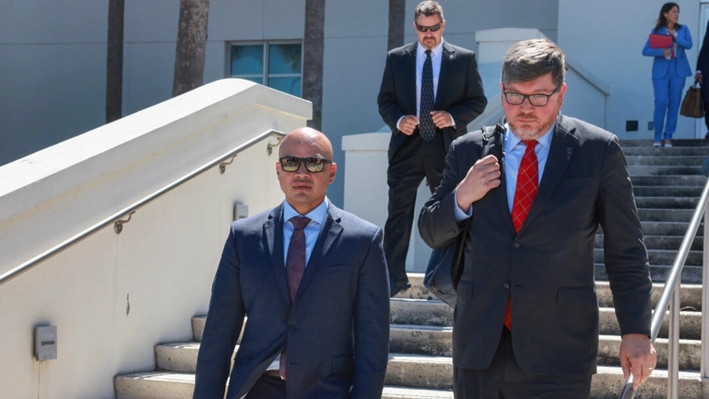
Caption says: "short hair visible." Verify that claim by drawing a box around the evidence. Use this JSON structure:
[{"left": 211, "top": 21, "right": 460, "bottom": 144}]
[
  {"left": 501, "top": 39, "right": 566, "bottom": 88},
  {"left": 414, "top": 1, "right": 444, "bottom": 22}
]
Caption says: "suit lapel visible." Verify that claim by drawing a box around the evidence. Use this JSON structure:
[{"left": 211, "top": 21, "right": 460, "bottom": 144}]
[
  {"left": 403, "top": 43, "right": 418, "bottom": 115},
  {"left": 435, "top": 42, "right": 456, "bottom": 109},
  {"left": 295, "top": 204, "right": 344, "bottom": 301},
  {"left": 264, "top": 205, "right": 291, "bottom": 306},
  {"left": 518, "top": 117, "right": 578, "bottom": 233}
]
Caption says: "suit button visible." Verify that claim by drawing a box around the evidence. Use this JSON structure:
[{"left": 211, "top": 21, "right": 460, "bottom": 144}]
[
  {"left": 504, "top": 283, "right": 510, "bottom": 289},
  {"left": 288, "top": 325, "right": 296, "bottom": 332},
  {"left": 513, "top": 242, "right": 520, "bottom": 249}
]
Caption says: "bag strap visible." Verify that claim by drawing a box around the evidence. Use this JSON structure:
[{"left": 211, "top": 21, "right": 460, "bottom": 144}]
[{"left": 451, "top": 123, "right": 505, "bottom": 288}]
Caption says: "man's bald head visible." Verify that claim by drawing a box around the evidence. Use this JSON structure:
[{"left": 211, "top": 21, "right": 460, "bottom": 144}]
[
  {"left": 276, "top": 127, "right": 337, "bottom": 215},
  {"left": 279, "top": 127, "right": 334, "bottom": 161}
]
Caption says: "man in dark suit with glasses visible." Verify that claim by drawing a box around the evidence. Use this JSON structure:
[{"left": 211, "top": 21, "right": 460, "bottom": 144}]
[{"left": 377, "top": 0, "right": 487, "bottom": 297}]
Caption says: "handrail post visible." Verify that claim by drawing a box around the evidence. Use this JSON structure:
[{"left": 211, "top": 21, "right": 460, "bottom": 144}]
[
  {"left": 667, "top": 285, "right": 680, "bottom": 399},
  {"left": 702, "top": 205, "right": 709, "bottom": 385}
]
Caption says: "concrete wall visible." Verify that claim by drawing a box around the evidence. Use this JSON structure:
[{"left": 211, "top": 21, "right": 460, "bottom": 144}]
[
  {"left": 0, "top": 0, "right": 108, "bottom": 167},
  {"left": 1, "top": 0, "right": 559, "bottom": 208},
  {"left": 0, "top": 79, "right": 310, "bottom": 398},
  {"left": 558, "top": 0, "right": 702, "bottom": 139},
  {"left": 342, "top": 133, "right": 433, "bottom": 272}
]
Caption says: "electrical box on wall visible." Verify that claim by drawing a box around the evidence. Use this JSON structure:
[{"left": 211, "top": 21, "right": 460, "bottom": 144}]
[
  {"left": 233, "top": 204, "right": 249, "bottom": 221},
  {"left": 625, "top": 120, "right": 638, "bottom": 132},
  {"left": 34, "top": 326, "right": 57, "bottom": 361}
]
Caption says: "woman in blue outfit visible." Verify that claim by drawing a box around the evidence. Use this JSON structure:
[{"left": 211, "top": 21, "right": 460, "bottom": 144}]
[{"left": 642, "top": 2, "right": 692, "bottom": 148}]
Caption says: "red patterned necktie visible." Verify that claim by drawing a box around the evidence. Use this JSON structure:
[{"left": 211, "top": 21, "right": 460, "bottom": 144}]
[
  {"left": 279, "top": 216, "right": 311, "bottom": 379},
  {"left": 505, "top": 140, "right": 538, "bottom": 330}
]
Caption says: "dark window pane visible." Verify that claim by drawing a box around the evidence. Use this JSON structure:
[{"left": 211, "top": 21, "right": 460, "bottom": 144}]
[
  {"left": 269, "top": 44, "right": 301, "bottom": 74},
  {"left": 231, "top": 45, "right": 263, "bottom": 75},
  {"left": 269, "top": 77, "right": 301, "bottom": 97}
]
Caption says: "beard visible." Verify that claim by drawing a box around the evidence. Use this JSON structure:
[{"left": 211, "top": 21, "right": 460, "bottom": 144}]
[{"left": 508, "top": 111, "right": 558, "bottom": 141}]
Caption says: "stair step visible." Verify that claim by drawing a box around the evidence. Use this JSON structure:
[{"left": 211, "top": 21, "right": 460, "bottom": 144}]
[
  {"left": 596, "top": 264, "right": 703, "bottom": 284},
  {"left": 115, "top": 372, "right": 194, "bottom": 399},
  {"left": 385, "top": 355, "right": 704, "bottom": 398},
  {"left": 595, "top": 234, "right": 703, "bottom": 250},
  {"left": 114, "top": 368, "right": 706, "bottom": 399},
  {"left": 626, "top": 155, "right": 706, "bottom": 166},
  {"left": 631, "top": 175, "right": 706, "bottom": 186},
  {"left": 620, "top": 139, "right": 709, "bottom": 148},
  {"left": 113, "top": 372, "right": 456, "bottom": 399},
  {"left": 394, "top": 274, "right": 703, "bottom": 311},
  {"left": 635, "top": 197, "right": 700, "bottom": 209},
  {"left": 594, "top": 248, "right": 703, "bottom": 266},
  {"left": 628, "top": 166, "right": 705, "bottom": 176},
  {"left": 389, "top": 299, "right": 703, "bottom": 339},
  {"left": 637, "top": 208, "right": 696, "bottom": 222},
  {"left": 634, "top": 186, "right": 704, "bottom": 197},
  {"left": 623, "top": 147, "right": 709, "bottom": 156},
  {"left": 640, "top": 221, "right": 695, "bottom": 236},
  {"left": 390, "top": 325, "right": 701, "bottom": 370}
]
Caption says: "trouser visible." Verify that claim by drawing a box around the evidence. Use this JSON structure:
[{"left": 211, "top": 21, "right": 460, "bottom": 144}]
[
  {"left": 453, "top": 328, "right": 592, "bottom": 399},
  {"left": 244, "top": 373, "right": 287, "bottom": 399},
  {"left": 702, "top": 75, "right": 709, "bottom": 132},
  {"left": 652, "top": 72, "right": 686, "bottom": 142},
  {"left": 384, "top": 131, "right": 446, "bottom": 281}
]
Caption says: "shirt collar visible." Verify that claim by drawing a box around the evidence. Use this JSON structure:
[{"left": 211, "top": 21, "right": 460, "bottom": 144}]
[
  {"left": 417, "top": 40, "right": 444, "bottom": 59},
  {"left": 504, "top": 121, "right": 556, "bottom": 152},
  {"left": 282, "top": 197, "right": 329, "bottom": 225}
]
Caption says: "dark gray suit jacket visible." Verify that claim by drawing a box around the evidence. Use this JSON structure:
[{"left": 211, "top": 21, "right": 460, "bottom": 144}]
[
  {"left": 193, "top": 202, "right": 390, "bottom": 398},
  {"left": 377, "top": 41, "right": 487, "bottom": 161},
  {"left": 418, "top": 116, "right": 652, "bottom": 375}
]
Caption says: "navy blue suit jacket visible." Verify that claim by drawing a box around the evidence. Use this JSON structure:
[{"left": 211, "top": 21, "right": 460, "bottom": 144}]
[{"left": 193, "top": 202, "right": 390, "bottom": 398}]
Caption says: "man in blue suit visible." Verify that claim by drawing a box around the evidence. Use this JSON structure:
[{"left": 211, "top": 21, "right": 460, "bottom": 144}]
[{"left": 193, "top": 127, "right": 390, "bottom": 398}]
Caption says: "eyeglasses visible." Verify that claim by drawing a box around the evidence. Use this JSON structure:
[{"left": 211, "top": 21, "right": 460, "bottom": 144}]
[
  {"left": 415, "top": 21, "right": 442, "bottom": 32},
  {"left": 279, "top": 157, "right": 331, "bottom": 173},
  {"left": 502, "top": 85, "right": 561, "bottom": 107}
]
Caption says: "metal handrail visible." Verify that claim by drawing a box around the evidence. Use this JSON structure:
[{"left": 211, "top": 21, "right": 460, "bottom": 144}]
[
  {"left": 619, "top": 176, "right": 709, "bottom": 398},
  {"left": 0, "top": 129, "right": 286, "bottom": 288}
]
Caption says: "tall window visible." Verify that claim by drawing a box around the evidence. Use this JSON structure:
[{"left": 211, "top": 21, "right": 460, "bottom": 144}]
[{"left": 230, "top": 42, "right": 302, "bottom": 97}]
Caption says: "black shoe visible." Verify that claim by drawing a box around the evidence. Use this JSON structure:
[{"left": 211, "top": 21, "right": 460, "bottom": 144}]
[{"left": 390, "top": 277, "right": 412, "bottom": 297}]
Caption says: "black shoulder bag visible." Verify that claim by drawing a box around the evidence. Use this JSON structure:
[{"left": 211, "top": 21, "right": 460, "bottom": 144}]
[{"left": 423, "top": 123, "right": 504, "bottom": 307}]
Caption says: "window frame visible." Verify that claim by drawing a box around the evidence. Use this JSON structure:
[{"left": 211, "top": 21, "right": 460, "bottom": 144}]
[{"left": 227, "top": 40, "right": 303, "bottom": 97}]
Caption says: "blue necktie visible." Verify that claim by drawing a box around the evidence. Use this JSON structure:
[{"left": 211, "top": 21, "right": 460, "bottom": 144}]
[
  {"left": 280, "top": 216, "right": 311, "bottom": 380},
  {"left": 419, "top": 49, "right": 435, "bottom": 142}
]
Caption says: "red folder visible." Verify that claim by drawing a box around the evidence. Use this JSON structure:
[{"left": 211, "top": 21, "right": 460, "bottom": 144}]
[{"left": 649, "top": 33, "right": 673, "bottom": 48}]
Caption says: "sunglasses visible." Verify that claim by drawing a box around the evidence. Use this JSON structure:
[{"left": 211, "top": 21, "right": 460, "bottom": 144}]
[
  {"left": 279, "top": 157, "right": 332, "bottom": 173},
  {"left": 415, "top": 22, "right": 442, "bottom": 33}
]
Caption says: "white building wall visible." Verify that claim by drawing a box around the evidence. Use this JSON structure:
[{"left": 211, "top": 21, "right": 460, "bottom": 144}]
[
  {"left": 0, "top": 0, "right": 108, "bottom": 167},
  {"left": 558, "top": 0, "right": 702, "bottom": 139},
  {"left": 1, "top": 0, "right": 559, "bottom": 207},
  {"left": 0, "top": 80, "right": 309, "bottom": 398}
]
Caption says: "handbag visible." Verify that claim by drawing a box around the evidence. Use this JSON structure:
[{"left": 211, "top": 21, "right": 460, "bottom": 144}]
[
  {"left": 423, "top": 123, "right": 504, "bottom": 307},
  {"left": 680, "top": 82, "right": 703, "bottom": 118},
  {"left": 423, "top": 218, "right": 470, "bottom": 307}
]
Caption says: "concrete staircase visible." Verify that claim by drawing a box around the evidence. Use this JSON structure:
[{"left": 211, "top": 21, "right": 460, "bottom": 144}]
[{"left": 114, "top": 140, "right": 709, "bottom": 398}]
